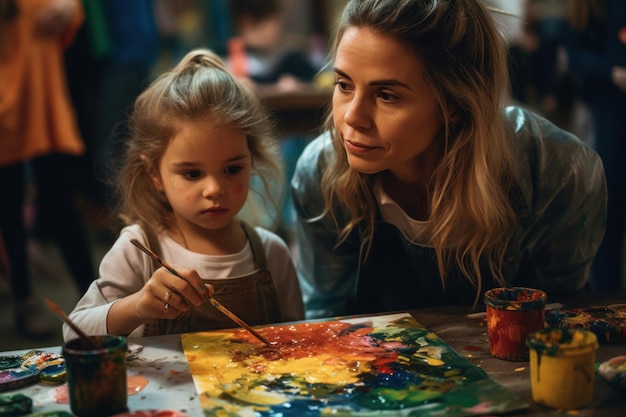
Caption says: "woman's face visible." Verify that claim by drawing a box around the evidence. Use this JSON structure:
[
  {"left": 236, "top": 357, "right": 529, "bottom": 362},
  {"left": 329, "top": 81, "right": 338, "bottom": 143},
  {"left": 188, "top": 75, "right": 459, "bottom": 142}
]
[{"left": 332, "top": 26, "right": 444, "bottom": 183}]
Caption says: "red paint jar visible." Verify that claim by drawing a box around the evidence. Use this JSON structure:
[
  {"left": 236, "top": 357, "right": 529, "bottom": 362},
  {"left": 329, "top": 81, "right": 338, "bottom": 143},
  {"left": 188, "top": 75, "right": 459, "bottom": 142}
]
[{"left": 484, "top": 287, "right": 547, "bottom": 361}]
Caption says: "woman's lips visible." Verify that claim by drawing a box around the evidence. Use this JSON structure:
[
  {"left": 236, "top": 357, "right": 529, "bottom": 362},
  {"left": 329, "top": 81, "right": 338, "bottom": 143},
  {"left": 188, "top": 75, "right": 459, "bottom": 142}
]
[{"left": 345, "top": 139, "right": 378, "bottom": 154}]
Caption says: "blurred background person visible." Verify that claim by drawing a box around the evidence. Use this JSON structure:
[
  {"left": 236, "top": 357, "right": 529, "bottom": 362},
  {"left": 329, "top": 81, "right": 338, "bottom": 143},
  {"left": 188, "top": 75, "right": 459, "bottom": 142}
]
[
  {"left": 91, "top": 0, "right": 159, "bottom": 207},
  {"left": 226, "top": 0, "right": 319, "bottom": 91},
  {"left": 0, "top": 0, "right": 95, "bottom": 339},
  {"left": 525, "top": 0, "right": 571, "bottom": 116},
  {"left": 566, "top": 0, "right": 626, "bottom": 292},
  {"left": 223, "top": 0, "right": 323, "bottom": 240}
]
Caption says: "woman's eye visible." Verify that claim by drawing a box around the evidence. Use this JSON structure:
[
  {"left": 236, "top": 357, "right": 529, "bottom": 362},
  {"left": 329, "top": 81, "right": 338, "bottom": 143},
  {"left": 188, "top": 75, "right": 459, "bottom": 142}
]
[
  {"left": 378, "top": 91, "right": 399, "bottom": 103},
  {"left": 224, "top": 165, "right": 243, "bottom": 176},
  {"left": 334, "top": 80, "right": 349, "bottom": 92},
  {"left": 182, "top": 170, "right": 202, "bottom": 180}
]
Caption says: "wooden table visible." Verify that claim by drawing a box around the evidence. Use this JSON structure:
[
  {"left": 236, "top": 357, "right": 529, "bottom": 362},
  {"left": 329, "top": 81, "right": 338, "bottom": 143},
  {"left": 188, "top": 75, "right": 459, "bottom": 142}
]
[
  {"left": 2, "top": 292, "right": 624, "bottom": 416},
  {"left": 413, "top": 291, "right": 626, "bottom": 416}
]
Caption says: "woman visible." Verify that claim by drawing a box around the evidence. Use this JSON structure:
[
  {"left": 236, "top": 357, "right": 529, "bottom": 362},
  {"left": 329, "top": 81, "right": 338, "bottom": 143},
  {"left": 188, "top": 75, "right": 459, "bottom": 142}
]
[{"left": 291, "top": 0, "right": 606, "bottom": 319}]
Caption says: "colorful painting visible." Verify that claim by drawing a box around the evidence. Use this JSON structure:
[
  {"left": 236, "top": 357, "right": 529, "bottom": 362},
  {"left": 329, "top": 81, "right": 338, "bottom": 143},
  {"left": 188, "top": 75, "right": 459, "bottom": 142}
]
[{"left": 181, "top": 313, "right": 527, "bottom": 416}]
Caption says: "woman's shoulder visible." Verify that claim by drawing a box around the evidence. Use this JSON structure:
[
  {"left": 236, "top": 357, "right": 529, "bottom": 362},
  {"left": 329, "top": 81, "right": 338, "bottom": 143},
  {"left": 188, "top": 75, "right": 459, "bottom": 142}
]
[
  {"left": 294, "top": 132, "right": 334, "bottom": 177},
  {"left": 504, "top": 105, "right": 596, "bottom": 159},
  {"left": 504, "top": 106, "right": 604, "bottom": 209}
]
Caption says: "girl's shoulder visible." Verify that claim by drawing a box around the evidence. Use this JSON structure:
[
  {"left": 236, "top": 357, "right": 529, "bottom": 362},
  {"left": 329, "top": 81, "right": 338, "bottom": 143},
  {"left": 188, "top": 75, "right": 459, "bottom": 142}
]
[{"left": 251, "top": 226, "right": 290, "bottom": 252}]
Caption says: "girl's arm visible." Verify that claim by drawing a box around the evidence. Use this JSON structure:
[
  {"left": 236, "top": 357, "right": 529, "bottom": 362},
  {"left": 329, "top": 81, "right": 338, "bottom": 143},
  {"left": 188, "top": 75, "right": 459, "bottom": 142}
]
[{"left": 64, "top": 226, "right": 212, "bottom": 340}]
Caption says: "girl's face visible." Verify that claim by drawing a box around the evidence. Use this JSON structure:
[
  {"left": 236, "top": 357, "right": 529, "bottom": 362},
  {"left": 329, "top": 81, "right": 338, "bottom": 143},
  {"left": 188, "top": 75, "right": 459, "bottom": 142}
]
[
  {"left": 153, "top": 121, "right": 251, "bottom": 237},
  {"left": 332, "top": 26, "right": 444, "bottom": 183}
]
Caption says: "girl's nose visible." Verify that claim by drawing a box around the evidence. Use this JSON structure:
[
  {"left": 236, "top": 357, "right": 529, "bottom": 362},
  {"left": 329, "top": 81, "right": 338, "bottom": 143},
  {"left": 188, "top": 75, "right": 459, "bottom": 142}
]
[{"left": 201, "top": 176, "right": 225, "bottom": 198}]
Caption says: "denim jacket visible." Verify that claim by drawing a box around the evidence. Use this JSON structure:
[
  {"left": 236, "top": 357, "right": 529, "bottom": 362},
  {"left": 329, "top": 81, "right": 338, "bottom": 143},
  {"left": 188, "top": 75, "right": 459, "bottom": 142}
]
[{"left": 291, "top": 106, "right": 607, "bottom": 319}]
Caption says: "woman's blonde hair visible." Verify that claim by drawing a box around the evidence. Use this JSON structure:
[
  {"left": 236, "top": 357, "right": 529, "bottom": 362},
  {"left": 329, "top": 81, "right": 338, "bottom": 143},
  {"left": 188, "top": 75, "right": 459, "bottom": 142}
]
[
  {"left": 115, "top": 48, "right": 283, "bottom": 240},
  {"left": 321, "top": 0, "right": 518, "bottom": 297}
]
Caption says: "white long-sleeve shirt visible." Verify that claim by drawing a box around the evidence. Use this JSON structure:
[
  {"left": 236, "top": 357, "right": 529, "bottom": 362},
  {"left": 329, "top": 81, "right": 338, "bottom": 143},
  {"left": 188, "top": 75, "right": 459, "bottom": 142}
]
[{"left": 63, "top": 224, "right": 304, "bottom": 340}]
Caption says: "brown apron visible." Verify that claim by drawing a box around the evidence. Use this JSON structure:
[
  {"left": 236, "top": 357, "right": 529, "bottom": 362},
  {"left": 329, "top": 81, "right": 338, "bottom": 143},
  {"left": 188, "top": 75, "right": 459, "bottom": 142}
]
[{"left": 143, "top": 223, "right": 281, "bottom": 336}]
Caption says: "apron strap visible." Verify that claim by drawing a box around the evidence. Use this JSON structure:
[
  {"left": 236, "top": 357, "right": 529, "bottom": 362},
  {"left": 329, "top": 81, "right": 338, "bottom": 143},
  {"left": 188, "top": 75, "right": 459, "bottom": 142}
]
[{"left": 241, "top": 221, "right": 268, "bottom": 270}]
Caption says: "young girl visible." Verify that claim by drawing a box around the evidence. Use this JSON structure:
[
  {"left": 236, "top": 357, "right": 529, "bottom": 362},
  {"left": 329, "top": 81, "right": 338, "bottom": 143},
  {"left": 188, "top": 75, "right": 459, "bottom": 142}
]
[{"left": 63, "top": 48, "right": 304, "bottom": 340}]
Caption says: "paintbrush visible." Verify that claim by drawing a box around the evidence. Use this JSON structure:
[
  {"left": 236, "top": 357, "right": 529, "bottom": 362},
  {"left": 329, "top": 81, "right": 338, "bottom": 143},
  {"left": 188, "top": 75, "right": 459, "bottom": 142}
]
[
  {"left": 44, "top": 298, "right": 101, "bottom": 350},
  {"left": 466, "top": 302, "right": 563, "bottom": 319},
  {"left": 129, "top": 238, "right": 272, "bottom": 346}
]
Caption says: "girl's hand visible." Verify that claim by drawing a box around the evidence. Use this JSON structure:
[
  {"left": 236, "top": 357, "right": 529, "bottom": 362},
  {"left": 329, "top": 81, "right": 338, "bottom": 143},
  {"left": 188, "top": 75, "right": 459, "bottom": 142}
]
[{"left": 135, "top": 266, "right": 214, "bottom": 321}]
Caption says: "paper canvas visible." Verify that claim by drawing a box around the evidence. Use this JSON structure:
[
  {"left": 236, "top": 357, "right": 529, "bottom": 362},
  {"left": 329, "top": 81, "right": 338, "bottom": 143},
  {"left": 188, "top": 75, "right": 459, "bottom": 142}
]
[{"left": 181, "top": 312, "right": 527, "bottom": 416}]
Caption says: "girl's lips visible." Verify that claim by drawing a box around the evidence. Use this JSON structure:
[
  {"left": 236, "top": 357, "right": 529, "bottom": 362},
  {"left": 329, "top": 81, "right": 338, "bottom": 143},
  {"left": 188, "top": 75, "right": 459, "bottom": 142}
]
[
  {"left": 345, "top": 139, "right": 377, "bottom": 155},
  {"left": 201, "top": 207, "right": 228, "bottom": 216}
]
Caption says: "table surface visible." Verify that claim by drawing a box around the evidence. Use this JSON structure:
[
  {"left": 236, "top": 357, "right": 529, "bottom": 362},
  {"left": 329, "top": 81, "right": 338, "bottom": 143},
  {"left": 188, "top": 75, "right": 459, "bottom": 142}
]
[{"left": 3, "top": 292, "right": 625, "bottom": 416}]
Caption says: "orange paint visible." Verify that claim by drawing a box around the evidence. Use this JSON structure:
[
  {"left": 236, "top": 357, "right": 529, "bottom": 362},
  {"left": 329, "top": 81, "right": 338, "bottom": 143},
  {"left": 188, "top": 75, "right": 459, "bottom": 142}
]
[
  {"left": 53, "top": 375, "right": 149, "bottom": 404},
  {"left": 127, "top": 375, "right": 149, "bottom": 395}
]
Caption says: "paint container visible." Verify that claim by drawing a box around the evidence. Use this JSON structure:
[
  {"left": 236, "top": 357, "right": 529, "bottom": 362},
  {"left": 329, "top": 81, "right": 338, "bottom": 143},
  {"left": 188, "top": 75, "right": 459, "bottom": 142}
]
[
  {"left": 62, "top": 335, "right": 128, "bottom": 417},
  {"left": 526, "top": 328, "right": 598, "bottom": 410},
  {"left": 484, "top": 287, "right": 546, "bottom": 361}
]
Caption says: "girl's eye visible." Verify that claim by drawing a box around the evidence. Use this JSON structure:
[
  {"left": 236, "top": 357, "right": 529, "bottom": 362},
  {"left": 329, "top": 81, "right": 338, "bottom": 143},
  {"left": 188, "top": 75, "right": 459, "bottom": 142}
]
[
  {"left": 224, "top": 165, "right": 243, "bottom": 176},
  {"left": 182, "top": 170, "right": 202, "bottom": 180}
]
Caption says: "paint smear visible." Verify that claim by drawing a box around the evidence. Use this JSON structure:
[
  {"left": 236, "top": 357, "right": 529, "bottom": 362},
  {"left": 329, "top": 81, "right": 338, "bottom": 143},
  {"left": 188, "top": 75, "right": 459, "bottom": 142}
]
[
  {"left": 127, "top": 375, "right": 149, "bottom": 395},
  {"left": 53, "top": 376, "right": 149, "bottom": 404}
]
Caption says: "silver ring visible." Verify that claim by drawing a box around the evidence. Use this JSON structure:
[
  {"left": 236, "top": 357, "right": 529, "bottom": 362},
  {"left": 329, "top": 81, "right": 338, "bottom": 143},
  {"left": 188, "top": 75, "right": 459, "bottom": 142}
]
[{"left": 164, "top": 303, "right": 170, "bottom": 310}]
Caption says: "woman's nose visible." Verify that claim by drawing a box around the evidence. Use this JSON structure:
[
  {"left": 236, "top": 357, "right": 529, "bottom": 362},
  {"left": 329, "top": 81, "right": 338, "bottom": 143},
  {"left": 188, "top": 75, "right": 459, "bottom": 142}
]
[{"left": 343, "top": 94, "right": 372, "bottom": 130}]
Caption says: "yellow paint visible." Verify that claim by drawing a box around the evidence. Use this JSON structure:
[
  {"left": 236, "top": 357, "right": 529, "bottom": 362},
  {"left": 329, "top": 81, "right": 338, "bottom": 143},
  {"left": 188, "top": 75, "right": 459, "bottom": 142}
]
[
  {"left": 527, "top": 329, "right": 598, "bottom": 410},
  {"left": 183, "top": 332, "right": 372, "bottom": 406}
]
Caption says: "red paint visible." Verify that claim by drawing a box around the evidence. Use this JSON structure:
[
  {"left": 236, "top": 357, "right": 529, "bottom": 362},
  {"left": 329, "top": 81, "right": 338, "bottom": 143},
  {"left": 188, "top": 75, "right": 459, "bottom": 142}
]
[
  {"left": 462, "top": 345, "right": 483, "bottom": 352},
  {"left": 486, "top": 308, "right": 544, "bottom": 361},
  {"left": 484, "top": 287, "right": 546, "bottom": 361},
  {"left": 230, "top": 183, "right": 244, "bottom": 194},
  {"left": 233, "top": 321, "right": 400, "bottom": 364},
  {"left": 54, "top": 384, "right": 69, "bottom": 403}
]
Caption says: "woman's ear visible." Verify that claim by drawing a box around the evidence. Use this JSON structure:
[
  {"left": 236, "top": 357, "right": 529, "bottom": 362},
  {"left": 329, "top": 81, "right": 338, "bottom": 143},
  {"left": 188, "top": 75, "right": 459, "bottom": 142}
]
[{"left": 140, "top": 155, "right": 164, "bottom": 191}]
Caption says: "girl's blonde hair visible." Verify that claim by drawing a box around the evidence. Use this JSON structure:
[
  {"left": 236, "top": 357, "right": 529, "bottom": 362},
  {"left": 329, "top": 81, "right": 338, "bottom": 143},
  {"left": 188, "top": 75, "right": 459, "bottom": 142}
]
[
  {"left": 321, "top": 0, "right": 518, "bottom": 298},
  {"left": 115, "top": 48, "right": 283, "bottom": 239}
]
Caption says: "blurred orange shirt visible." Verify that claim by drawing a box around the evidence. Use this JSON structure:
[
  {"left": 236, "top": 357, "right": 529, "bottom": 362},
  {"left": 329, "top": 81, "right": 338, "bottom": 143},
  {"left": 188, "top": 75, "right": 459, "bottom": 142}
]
[{"left": 0, "top": 0, "right": 85, "bottom": 165}]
